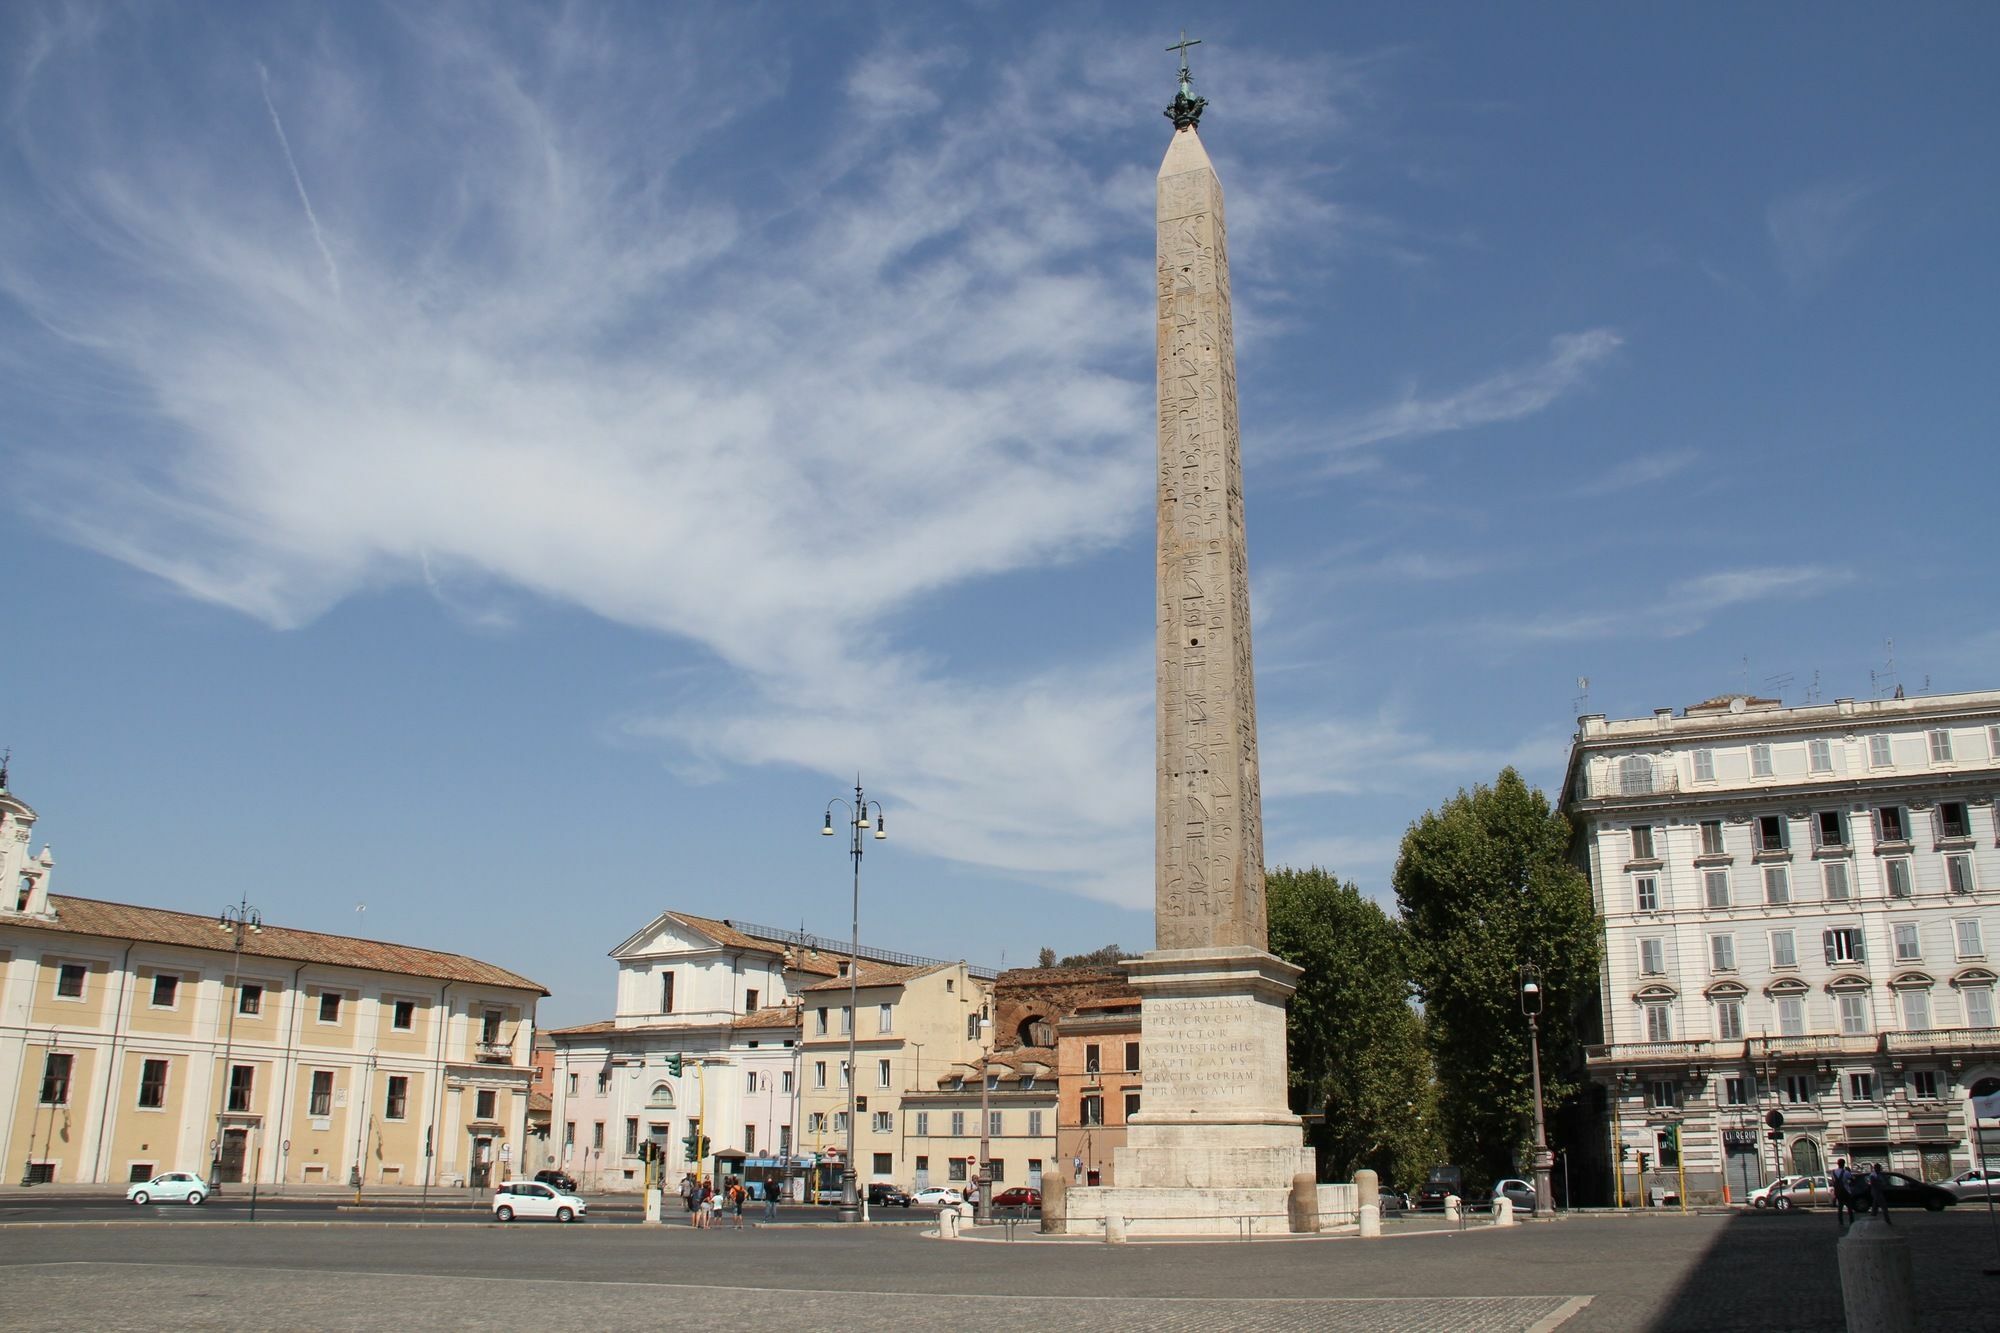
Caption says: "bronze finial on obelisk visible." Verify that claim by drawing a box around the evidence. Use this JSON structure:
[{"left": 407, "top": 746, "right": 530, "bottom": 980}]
[{"left": 1154, "top": 37, "right": 1266, "bottom": 953}]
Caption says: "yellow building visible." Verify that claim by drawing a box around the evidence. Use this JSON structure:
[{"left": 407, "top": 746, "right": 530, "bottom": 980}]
[{"left": 0, "top": 779, "right": 545, "bottom": 1188}]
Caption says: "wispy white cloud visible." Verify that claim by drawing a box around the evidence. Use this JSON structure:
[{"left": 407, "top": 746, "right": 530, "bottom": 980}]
[
  {"left": 1566, "top": 447, "right": 1699, "bottom": 498},
  {"left": 1490, "top": 565, "right": 1852, "bottom": 642},
  {"left": 1768, "top": 179, "right": 1880, "bottom": 288},
  {"left": 1316, "top": 329, "right": 1623, "bottom": 455},
  {"left": 256, "top": 63, "right": 340, "bottom": 298}
]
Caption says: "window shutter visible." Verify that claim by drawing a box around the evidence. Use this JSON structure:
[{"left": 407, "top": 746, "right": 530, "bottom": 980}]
[{"left": 1823, "top": 930, "right": 1836, "bottom": 966}]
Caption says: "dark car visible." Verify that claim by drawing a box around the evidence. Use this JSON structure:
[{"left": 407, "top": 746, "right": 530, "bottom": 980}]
[
  {"left": 993, "top": 1186, "right": 1041, "bottom": 1211},
  {"left": 533, "top": 1169, "right": 578, "bottom": 1193},
  {"left": 1860, "top": 1171, "right": 1955, "bottom": 1213},
  {"left": 1415, "top": 1166, "right": 1464, "bottom": 1210},
  {"left": 867, "top": 1183, "right": 913, "bottom": 1208}
]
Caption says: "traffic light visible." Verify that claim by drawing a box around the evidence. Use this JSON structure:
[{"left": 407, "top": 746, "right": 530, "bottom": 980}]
[
  {"left": 682, "top": 1131, "right": 710, "bottom": 1162},
  {"left": 1638, "top": 1152, "right": 1652, "bottom": 1173},
  {"left": 1662, "top": 1124, "right": 1680, "bottom": 1151},
  {"left": 1619, "top": 1143, "right": 1633, "bottom": 1161},
  {"left": 666, "top": 1054, "right": 683, "bottom": 1076}
]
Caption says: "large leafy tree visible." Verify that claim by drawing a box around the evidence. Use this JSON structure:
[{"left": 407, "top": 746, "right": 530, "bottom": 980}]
[
  {"left": 1393, "top": 768, "right": 1599, "bottom": 1188},
  {"left": 1268, "top": 866, "right": 1444, "bottom": 1191}
]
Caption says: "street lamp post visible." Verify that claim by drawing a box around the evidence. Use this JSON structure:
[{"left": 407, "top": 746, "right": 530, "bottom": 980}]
[
  {"left": 211, "top": 897, "right": 263, "bottom": 1194},
  {"left": 976, "top": 1004, "right": 993, "bottom": 1224},
  {"left": 1519, "top": 963, "right": 1555, "bottom": 1219},
  {"left": 822, "top": 777, "right": 885, "bottom": 1224}
]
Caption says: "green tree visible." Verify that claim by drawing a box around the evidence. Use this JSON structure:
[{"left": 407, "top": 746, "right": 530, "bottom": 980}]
[
  {"left": 1268, "top": 866, "right": 1444, "bottom": 1191},
  {"left": 1036, "top": 947, "right": 1057, "bottom": 968},
  {"left": 1393, "top": 768, "right": 1600, "bottom": 1188},
  {"left": 1056, "top": 944, "right": 1127, "bottom": 968}
]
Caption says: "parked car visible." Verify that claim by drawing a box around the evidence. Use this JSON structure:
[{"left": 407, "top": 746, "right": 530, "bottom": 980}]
[
  {"left": 1494, "top": 1178, "right": 1536, "bottom": 1211},
  {"left": 1377, "top": 1190, "right": 1410, "bottom": 1213},
  {"left": 993, "top": 1186, "right": 1042, "bottom": 1210},
  {"left": 1748, "top": 1175, "right": 1803, "bottom": 1209},
  {"left": 1863, "top": 1171, "right": 1956, "bottom": 1212},
  {"left": 867, "top": 1183, "right": 913, "bottom": 1208},
  {"left": 492, "top": 1178, "right": 589, "bottom": 1223},
  {"left": 1948, "top": 1168, "right": 2000, "bottom": 1202},
  {"left": 913, "top": 1186, "right": 963, "bottom": 1207},
  {"left": 533, "top": 1169, "right": 578, "bottom": 1193},
  {"left": 1769, "top": 1175, "right": 1833, "bottom": 1211},
  {"left": 127, "top": 1172, "right": 207, "bottom": 1206},
  {"left": 1415, "top": 1165, "right": 1464, "bottom": 1210}
]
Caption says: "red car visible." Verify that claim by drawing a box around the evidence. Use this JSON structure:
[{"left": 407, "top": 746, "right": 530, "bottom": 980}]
[{"left": 992, "top": 1187, "right": 1041, "bottom": 1210}]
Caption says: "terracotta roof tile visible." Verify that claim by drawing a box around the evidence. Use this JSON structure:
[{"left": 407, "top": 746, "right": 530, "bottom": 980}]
[
  {"left": 545, "top": 1019, "right": 618, "bottom": 1037},
  {"left": 800, "top": 959, "right": 946, "bottom": 992},
  {"left": 34, "top": 895, "right": 546, "bottom": 993},
  {"left": 733, "top": 1004, "right": 803, "bottom": 1031}
]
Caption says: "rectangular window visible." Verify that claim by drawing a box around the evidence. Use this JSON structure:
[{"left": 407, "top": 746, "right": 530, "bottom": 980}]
[
  {"left": 1639, "top": 938, "right": 1664, "bottom": 975},
  {"left": 1825, "top": 927, "right": 1865, "bottom": 964},
  {"left": 781, "top": 1070, "right": 793, "bottom": 1094},
  {"left": 1716, "top": 999, "right": 1743, "bottom": 1040},
  {"left": 1645, "top": 1003, "right": 1673, "bottom": 1041},
  {"left": 1764, "top": 866, "right": 1790, "bottom": 905},
  {"left": 1895, "top": 923, "right": 1922, "bottom": 961},
  {"left": 1956, "top": 919, "right": 1985, "bottom": 959},
  {"left": 873, "top": 1152, "right": 893, "bottom": 1176},
  {"left": 137, "top": 1058, "right": 168, "bottom": 1109},
  {"left": 239, "top": 984, "right": 264, "bottom": 1016},
  {"left": 1751, "top": 744, "right": 1774, "bottom": 777},
  {"left": 807, "top": 1112, "right": 826, "bottom": 1135},
  {"left": 1869, "top": 734, "right": 1893, "bottom": 767},
  {"left": 780, "top": 1125, "right": 792, "bottom": 1156},
  {"left": 1901, "top": 989, "right": 1931, "bottom": 1031},
  {"left": 1808, "top": 738, "right": 1833, "bottom": 773},
  {"left": 660, "top": 973, "right": 674, "bottom": 1013},
  {"left": 1877, "top": 806, "right": 1908, "bottom": 843},
  {"left": 1635, "top": 877, "right": 1659, "bottom": 912},
  {"left": 1028, "top": 1110, "right": 1043, "bottom": 1136},
  {"left": 1699, "top": 820, "right": 1726, "bottom": 855},
  {"left": 1782, "top": 1074, "right": 1813, "bottom": 1103},
  {"left": 915, "top": 1111, "right": 929, "bottom": 1137},
  {"left": 1756, "top": 815, "right": 1788, "bottom": 852},
  {"left": 832, "top": 1112, "right": 848, "bottom": 1139},
  {"left": 948, "top": 1158, "right": 967, "bottom": 1182},
  {"left": 1693, "top": 749, "right": 1716, "bottom": 782},
  {"left": 1125, "top": 1041, "right": 1140, "bottom": 1072},
  {"left": 150, "top": 974, "right": 178, "bottom": 1007},
  {"left": 317, "top": 993, "right": 341, "bottom": 1024},
  {"left": 56, "top": 963, "right": 85, "bottom": 998},
  {"left": 814, "top": 1061, "right": 826, "bottom": 1089},
  {"left": 476, "top": 1089, "right": 496, "bottom": 1120},
  {"left": 39, "top": 1052, "right": 73, "bottom": 1105},
  {"left": 966, "top": 1014, "right": 981, "bottom": 1040},
  {"left": 1648, "top": 1079, "right": 1678, "bottom": 1109},
  {"left": 592, "top": 1122, "right": 604, "bottom": 1151},
  {"left": 565, "top": 1071, "right": 577, "bottom": 1095},
  {"left": 815, "top": 1008, "right": 827, "bottom": 1035},
  {"left": 1823, "top": 862, "right": 1851, "bottom": 902},
  {"left": 1947, "top": 854, "right": 1976, "bottom": 894},
  {"left": 1705, "top": 870, "right": 1731, "bottom": 909},
  {"left": 392, "top": 999, "right": 414, "bottom": 1030},
  {"left": 1816, "top": 810, "right": 1846, "bottom": 848},
  {"left": 744, "top": 988, "right": 759, "bottom": 1013},
  {"left": 1081, "top": 1095, "right": 1104, "bottom": 1126},
  {"left": 840, "top": 1006, "right": 852, "bottom": 1035},
  {"left": 1992, "top": 724, "right": 2000, "bottom": 759},
  {"left": 1940, "top": 802, "right": 1971, "bottom": 840},
  {"left": 1723, "top": 1075, "right": 1748, "bottom": 1106},
  {"left": 1778, "top": 997, "right": 1806, "bottom": 1036},
  {"left": 839, "top": 1062, "right": 849, "bottom": 1089},
  {"left": 565, "top": 1121, "right": 575, "bottom": 1147},
  {"left": 1929, "top": 729, "right": 1954, "bottom": 763},
  {"left": 481, "top": 1010, "right": 502, "bottom": 1045},
  {"left": 228, "top": 1064, "right": 254, "bottom": 1113},
  {"left": 746, "top": 1070, "right": 757, "bottom": 1093},
  {"left": 744, "top": 1124, "right": 756, "bottom": 1153},
  {"left": 950, "top": 1111, "right": 965, "bottom": 1137},
  {"left": 310, "top": 1070, "right": 334, "bottom": 1117},
  {"left": 1838, "top": 993, "right": 1869, "bottom": 1036},
  {"left": 1847, "top": 1072, "right": 1876, "bottom": 1101},
  {"left": 1710, "top": 934, "right": 1736, "bottom": 971},
  {"left": 985, "top": 1072, "right": 999, "bottom": 1091},
  {"left": 1772, "top": 929, "right": 1797, "bottom": 968},
  {"left": 872, "top": 1111, "right": 892, "bottom": 1133},
  {"left": 1886, "top": 859, "right": 1914, "bottom": 898},
  {"left": 878, "top": 1002, "right": 893, "bottom": 1034},
  {"left": 386, "top": 1075, "right": 409, "bottom": 1120},
  {"left": 1911, "top": 1070, "right": 1940, "bottom": 1100},
  {"left": 1968, "top": 987, "right": 1996, "bottom": 1028},
  {"left": 596, "top": 1070, "right": 610, "bottom": 1094},
  {"left": 1631, "top": 825, "right": 1656, "bottom": 860},
  {"left": 1125, "top": 1091, "right": 1142, "bottom": 1118},
  {"left": 877, "top": 1058, "right": 891, "bottom": 1089},
  {"left": 988, "top": 1110, "right": 1002, "bottom": 1136},
  {"left": 1084, "top": 1043, "right": 1101, "bottom": 1073},
  {"left": 625, "top": 1118, "right": 638, "bottom": 1154}
]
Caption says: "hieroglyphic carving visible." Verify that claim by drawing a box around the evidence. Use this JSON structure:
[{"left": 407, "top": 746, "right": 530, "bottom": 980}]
[{"left": 1155, "top": 126, "right": 1267, "bottom": 951}]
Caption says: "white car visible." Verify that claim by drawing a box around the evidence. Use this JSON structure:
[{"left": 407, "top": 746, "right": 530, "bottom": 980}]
[
  {"left": 913, "top": 1186, "right": 963, "bottom": 1207},
  {"left": 127, "top": 1171, "right": 207, "bottom": 1206},
  {"left": 1948, "top": 1168, "right": 2000, "bottom": 1202},
  {"left": 492, "top": 1178, "right": 588, "bottom": 1223},
  {"left": 1748, "top": 1175, "right": 1802, "bottom": 1209}
]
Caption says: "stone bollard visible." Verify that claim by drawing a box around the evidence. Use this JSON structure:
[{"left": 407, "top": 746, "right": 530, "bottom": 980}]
[
  {"left": 1041, "top": 1171, "right": 1067, "bottom": 1234},
  {"left": 1838, "top": 1214, "right": 1914, "bottom": 1333},
  {"left": 1492, "top": 1196, "right": 1515, "bottom": 1227},
  {"left": 939, "top": 1207, "right": 960, "bottom": 1240},
  {"left": 1288, "top": 1172, "right": 1320, "bottom": 1233},
  {"left": 1105, "top": 1211, "right": 1127, "bottom": 1244},
  {"left": 957, "top": 1200, "right": 974, "bottom": 1227},
  {"left": 1356, "top": 1168, "right": 1381, "bottom": 1239},
  {"left": 644, "top": 1188, "right": 662, "bottom": 1225},
  {"left": 1444, "top": 1193, "right": 1461, "bottom": 1222}
]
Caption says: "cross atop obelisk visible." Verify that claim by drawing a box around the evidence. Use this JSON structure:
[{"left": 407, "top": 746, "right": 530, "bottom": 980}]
[{"left": 1154, "top": 41, "right": 1265, "bottom": 953}]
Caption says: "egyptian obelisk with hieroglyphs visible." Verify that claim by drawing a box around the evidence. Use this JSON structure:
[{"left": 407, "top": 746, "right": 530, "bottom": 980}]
[{"left": 1061, "top": 41, "right": 1319, "bottom": 1237}]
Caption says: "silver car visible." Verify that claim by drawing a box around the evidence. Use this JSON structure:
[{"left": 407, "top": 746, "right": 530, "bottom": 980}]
[{"left": 1948, "top": 1168, "right": 2000, "bottom": 1202}]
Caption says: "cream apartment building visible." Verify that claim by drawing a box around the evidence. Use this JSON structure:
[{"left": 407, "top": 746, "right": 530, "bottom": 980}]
[
  {"left": 1564, "top": 690, "right": 2000, "bottom": 1203},
  {"left": 0, "top": 778, "right": 545, "bottom": 1188}
]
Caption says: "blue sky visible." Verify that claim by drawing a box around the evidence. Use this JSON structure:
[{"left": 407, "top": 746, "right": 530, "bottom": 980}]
[{"left": 2, "top": 3, "right": 1994, "bottom": 1024}]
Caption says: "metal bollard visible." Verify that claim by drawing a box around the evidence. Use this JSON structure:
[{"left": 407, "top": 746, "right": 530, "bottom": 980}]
[{"left": 1837, "top": 1214, "right": 1914, "bottom": 1333}]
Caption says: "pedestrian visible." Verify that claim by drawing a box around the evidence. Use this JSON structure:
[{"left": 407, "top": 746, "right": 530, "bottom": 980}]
[
  {"left": 1868, "top": 1163, "right": 1892, "bottom": 1225},
  {"left": 763, "top": 1179, "right": 780, "bottom": 1223},
  {"left": 730, "top": 1177, "right": 747, "bottom": 1229},
  {"left": 1831, "top": 1158, "right": 1852, "bottom": 1227},
  {"left": 680, "top": 1173, "right": 696, "bottom": 1214}
]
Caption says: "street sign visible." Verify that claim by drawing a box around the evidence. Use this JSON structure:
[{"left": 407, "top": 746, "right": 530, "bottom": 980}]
[{"left": 1765, "top": 1109, "right": 1786, "bottom": 1130}]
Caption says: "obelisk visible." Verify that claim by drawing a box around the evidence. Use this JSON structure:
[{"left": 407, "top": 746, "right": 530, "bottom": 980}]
[{"left": 1067, "top": 43, "right": 1316, "bottom": 1235}]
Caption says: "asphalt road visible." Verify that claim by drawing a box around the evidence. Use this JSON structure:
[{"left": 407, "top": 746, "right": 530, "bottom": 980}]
[
  {"left": 0, "top": 1193, "right": 919, "bottom": 1225},
  {"left": 2, "top": 1207, "right": 1998, "bottom": 1330}
]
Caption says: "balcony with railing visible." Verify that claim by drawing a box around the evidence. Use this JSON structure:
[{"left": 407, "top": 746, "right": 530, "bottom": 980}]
[
  {"left": 475, "top": 1040, "right": 516, "bottom": 1063},
  {"left": 1585, "top": 1039, "right": 1727, "bottom": 1068},
  {"left": 1881, "top": 1026, "right": 2000, "bottom": 1056},
  {"left": 1745, "top": 1034, "right": 1880, "bottom": 1061}
]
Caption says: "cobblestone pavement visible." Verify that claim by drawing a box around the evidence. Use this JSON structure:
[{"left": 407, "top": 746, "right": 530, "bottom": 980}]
[{"left": 1, "top": 1208, "right": 1994, "bottom": 1331}]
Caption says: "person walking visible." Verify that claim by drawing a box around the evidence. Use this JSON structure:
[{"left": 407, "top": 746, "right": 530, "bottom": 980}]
[
  {"left": 762, "top": 1179, "right": 780, "bottom": 1223},
  {"left": 729, "top": 1177, "right": 747, "bottom": 1230},
  {"left": 680, "top": 1173, "right": 696, "bottom": 1214},
  {"left": 1867, "top": 1163, "right": 1892, "bottom": 1225},
  {"left": 1831, "top": 1158, "right": 1853, "bottom": 1228}
]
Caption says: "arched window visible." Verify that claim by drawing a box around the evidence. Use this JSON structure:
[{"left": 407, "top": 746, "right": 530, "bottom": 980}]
[
  {"left": 648, "top": 1083, "right": 676, "bottom": 1110},
  {"left": 1790, "top": 1138, "right": 1823, "bottom": 1175},
  {"left": 1619, "top": 756, "right": 1655, "bottom": 797}
]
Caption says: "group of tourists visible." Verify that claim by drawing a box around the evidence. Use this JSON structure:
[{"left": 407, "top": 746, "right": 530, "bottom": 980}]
[
  {"left": 1831, "top": 1159, "right": 1892, "bottom": 1226},
  {"left": 677, "top": 1173, "right": 769, "bottom": 1228}
]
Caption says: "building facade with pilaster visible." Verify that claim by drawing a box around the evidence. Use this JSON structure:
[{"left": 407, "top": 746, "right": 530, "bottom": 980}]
[{"left": 1563, "top": 690, "right": 2000, "bottom": 1204}]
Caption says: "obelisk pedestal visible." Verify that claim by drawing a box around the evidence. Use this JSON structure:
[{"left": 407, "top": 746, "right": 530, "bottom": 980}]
[{"left": 1061, "top": 75, "right": 1318, "bottom": 1238}]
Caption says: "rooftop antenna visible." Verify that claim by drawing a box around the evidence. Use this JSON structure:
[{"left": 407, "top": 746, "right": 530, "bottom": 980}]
[
  {"left": 1764, "top": 672, "right": 1794, "bottom": 702},
  {"left": 1573, "top": 676, "right": 1591, "bottom": 717},
  {"left": 1804, "top": 670, "right": 1823, "bottom": 705},
  {"left": 1870, "top": 639, "right": 1899, "bottom": 700},
  {"left": 1739, "top": 655, "right": 1752, "bottom": 694}
]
